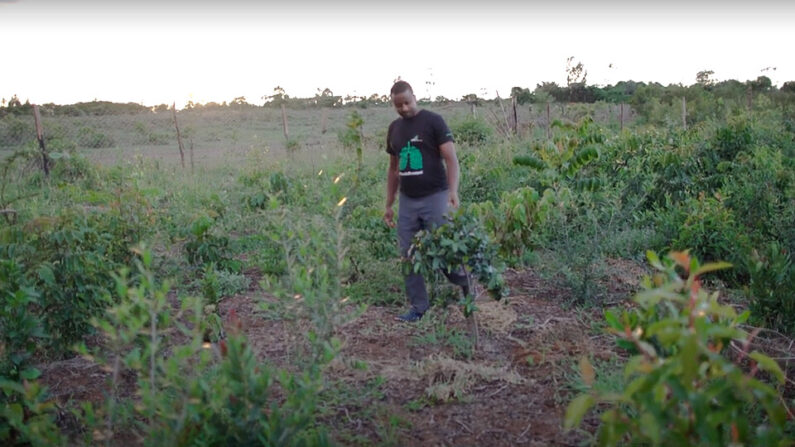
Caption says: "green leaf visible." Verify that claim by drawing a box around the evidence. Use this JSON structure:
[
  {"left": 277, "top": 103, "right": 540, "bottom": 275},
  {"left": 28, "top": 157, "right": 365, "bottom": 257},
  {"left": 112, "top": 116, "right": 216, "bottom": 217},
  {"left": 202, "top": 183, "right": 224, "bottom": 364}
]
[
  {"left": 20, "top": 367, "right": 41, "bottom": 380},
  {"left": 639, "top": 412, "right": 661, "bottom": 444},
  {"left": 37, "top": 263, "right": 56, "bottom": 286},
  {"left": 691, "top": 261, "right": 733, "bottom": 278},
  {"left": 7, "top": 403, "right": 24, "bottom": 424},
  {"left": 749, "top": 351, "right": 785, "bottom": 384},
  {"left": 604, "top": 310, "right": 622, "bottom": 331},
  {"left": 564, "top": 394, "right": 595, "bottom": 430},
  {"left": 646, "top": 250, "right": 664, "bottom": 270}
]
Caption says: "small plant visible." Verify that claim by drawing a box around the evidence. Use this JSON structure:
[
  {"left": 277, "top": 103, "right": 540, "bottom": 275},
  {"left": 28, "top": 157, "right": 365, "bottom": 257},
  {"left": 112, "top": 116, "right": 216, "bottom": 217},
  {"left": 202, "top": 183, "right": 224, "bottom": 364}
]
[
  {"left": 184, "top": 215, "right": 240, "bottom": 272},
  {"left": 565, "top": 250, "right": 792, "bottom": 446},
  {"left": 747, "top": 241, "right": 795, "bottom": 334},
  {"left": 450, "top": 117, "right": 492, "bottom": 145},
  {"left": 405, "top": 210, "right": 508, "bottom": 318}
]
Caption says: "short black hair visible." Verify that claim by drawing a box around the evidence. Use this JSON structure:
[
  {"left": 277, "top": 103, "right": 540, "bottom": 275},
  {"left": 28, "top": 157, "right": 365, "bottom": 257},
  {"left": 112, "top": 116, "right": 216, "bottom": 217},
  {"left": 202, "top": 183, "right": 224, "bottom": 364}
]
[{"left": 390, "top": 81, "right": 413, "bottom": 96}]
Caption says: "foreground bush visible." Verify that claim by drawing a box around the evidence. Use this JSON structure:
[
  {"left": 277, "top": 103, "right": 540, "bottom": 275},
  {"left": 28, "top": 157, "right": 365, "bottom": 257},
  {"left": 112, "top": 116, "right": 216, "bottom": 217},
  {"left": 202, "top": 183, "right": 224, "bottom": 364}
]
[{"left": 566, "top": 251, "right": 792, "bottom": 446}]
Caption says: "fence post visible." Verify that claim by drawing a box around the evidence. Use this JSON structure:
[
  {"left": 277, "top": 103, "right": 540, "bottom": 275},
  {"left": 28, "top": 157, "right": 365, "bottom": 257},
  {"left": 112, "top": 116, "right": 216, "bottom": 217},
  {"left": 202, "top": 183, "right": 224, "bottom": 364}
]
[
  {"left": 681, "top": 97, "right": 687, "bottom": 130},
  {"left": 620, "top": 103, "right": 624, "bottom": 132},
  {"left": 189, "top": 138, "right": 195, "bottom": 174},
  {"left": 321, "top": 108, "right": 328, "bottom": 134},
  {"left": 281, "top": 103, "right": 289, "bottom": 141},
  {"left": 32, "top": 104, "right": 49, "bottom": 177},
  {"left": 171, "top": 103, "right": 186, "bottom": 169},
  {"left": 546, "top": 102, "right": 551, "bottom": 140},
  {"left": 511, "top": 95, "right": 518, "bottom": 135}
]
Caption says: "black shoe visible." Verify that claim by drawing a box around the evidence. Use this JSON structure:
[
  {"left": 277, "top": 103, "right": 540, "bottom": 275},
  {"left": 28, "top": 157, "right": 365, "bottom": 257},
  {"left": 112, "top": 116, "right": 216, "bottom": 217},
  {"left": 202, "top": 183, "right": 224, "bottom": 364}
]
[
  {"left": 461, "top": 284, "right": 470, "bottom": 298},
  {"left": 395, "top": 309, "right": 424, "bottom": 322}
]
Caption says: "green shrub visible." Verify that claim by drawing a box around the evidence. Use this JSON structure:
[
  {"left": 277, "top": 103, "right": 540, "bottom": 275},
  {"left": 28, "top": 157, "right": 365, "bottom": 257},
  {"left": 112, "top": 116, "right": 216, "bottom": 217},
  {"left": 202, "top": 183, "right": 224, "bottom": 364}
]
[
  {"left": 184, "top": 215, "right": 240, "bottom": 272},
  {"left": 566, "top": 251, "right": 792, "bottom": 446},
  {"left": 405, "top": 210, "right": 508, "bottom": 317},
  {"left": 79, "top": 250, "right": 332, "bottom": 446},
  {"left": 673, "top": 195, "right": 751, "bottom": 283},
  {"left": 76, "top": 126, "right": 115, "bottom": 148},
  {"left": 747, "top": 242, "right": 795, "bottom": 334},
  {"left": 451, "top": 117, "right": 492, "bottom": 145}
]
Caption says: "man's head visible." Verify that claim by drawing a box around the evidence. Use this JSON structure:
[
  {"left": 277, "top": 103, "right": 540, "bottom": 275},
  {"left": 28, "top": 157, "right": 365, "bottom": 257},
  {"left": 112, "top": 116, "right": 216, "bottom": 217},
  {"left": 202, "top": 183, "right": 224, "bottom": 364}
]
[{"left": 391, "top": 81, "right": 419, "bottom": 119}]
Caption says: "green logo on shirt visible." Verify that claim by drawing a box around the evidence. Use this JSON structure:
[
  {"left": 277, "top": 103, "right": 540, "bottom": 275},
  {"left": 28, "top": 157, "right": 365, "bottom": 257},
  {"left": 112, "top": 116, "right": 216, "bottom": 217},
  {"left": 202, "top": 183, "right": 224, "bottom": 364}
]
[{"left": 399, "top": 142, "right": 423, "bottom": 173}]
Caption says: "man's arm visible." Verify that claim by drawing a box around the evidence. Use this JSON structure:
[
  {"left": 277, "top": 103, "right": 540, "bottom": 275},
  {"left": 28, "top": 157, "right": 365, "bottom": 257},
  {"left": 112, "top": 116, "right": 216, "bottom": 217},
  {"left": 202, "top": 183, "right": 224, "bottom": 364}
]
[
  {"left": 384, "top": 154, "right": 400, "bottom": 227},
  {"left": 440, "top": 141, "right": 460, "bottom": 208}
]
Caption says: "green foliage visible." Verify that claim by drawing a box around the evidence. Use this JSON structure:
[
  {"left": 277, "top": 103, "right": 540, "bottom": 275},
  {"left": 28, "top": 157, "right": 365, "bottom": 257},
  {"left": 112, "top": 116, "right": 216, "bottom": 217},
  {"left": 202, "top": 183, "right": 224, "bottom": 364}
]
[
  {"left": 200, "top": 263, "right": 251, "bottom": 304},
  {"left": 672, "top": 195, "right": 750, "bottom": 282},
  {"left": 566, "top": 251, "right": 793, "bottom": 446},
  {"left": 747, "top": 242, "right": 795, "bottom": 333},
  {"left": 76, "top": 126, "right": 115, "bottom": 148},
  {"left": 470, "top": 186, "right": 551, "bottom": 263},
  {"left": 0, "top": 258, "right": 45, "bottom": 380},
  {"left": 405, "top": 210, "right": 508, "bottom": 316},
  {"left": 0, "top": 378, "right": 65, "bottom": 446},
  {"left": 4, "top": 205, "right": 146, "bottom": 352},
  {"left": 450, "top": 117, "right": 492, "bottom": 145},
  {"left": 184, "top": 215, "right": 240, "bottom": 272},
  {"left": 80, "top": 249, "right": 332, "bottom": 446}
]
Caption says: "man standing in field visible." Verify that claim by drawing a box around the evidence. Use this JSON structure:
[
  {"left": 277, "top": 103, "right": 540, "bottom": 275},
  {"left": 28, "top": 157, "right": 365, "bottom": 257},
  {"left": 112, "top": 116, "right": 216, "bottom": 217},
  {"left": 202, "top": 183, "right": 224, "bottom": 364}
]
[{"left": 383, "top": 80, "right": 469, "bottom": 322}]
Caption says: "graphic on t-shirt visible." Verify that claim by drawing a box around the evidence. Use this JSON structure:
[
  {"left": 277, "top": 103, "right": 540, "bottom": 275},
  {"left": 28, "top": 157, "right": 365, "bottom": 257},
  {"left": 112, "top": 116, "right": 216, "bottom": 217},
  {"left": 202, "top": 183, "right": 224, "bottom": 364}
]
[{"left": 399, "top": 136, "right": 423, "bottom": 176}]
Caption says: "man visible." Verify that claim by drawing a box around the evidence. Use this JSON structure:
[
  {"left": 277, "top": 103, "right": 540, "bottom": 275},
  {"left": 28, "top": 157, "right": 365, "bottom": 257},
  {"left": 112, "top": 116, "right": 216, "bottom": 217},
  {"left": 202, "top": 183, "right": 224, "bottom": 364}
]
[{"left": 383, "top": 80, "right": 469, "bottom": 322}]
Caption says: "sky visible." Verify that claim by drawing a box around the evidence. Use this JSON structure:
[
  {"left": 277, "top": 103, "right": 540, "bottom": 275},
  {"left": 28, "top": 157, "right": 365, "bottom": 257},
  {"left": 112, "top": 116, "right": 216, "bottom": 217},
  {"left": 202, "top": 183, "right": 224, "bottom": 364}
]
[{"left": 1, "top": 0, "right": 794, "bottom": 108}]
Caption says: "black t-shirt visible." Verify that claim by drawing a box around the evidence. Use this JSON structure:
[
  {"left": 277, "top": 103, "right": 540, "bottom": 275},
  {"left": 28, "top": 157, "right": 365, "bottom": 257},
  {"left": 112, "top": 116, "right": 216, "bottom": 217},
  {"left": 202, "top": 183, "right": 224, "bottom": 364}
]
[{"left": 385, "top": 109, "right": 454, "bottom": 198}]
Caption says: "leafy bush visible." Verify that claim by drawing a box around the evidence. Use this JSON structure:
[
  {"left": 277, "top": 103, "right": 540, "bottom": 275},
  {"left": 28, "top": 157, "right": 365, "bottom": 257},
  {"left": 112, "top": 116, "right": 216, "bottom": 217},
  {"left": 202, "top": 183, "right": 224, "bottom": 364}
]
[
  {"left": 451, "top": 117, "right": 492, "bottom": 145},
  {"left": 470, "top": 186, "right": 550, "bottom": 264},
  {"left": 76, "top": 126, "right": 115, "bottom": 148},
  {"left": 672, "top": 195, "right": 751, "bottom": 283},
  {"left": 405, "top": 211, "right": 508, "bottom": 317},
  {"left": 566, "top": 251, "right": 792, "bottom": 446},
  {"left": 80, "top": 250, "right": 331, "bottom": 446},
  {"left": 184, "top": 215, "right": 240, "bottom": 272},
  {"left": 747, "top": 242, "right": 795, "bottom": 334}
]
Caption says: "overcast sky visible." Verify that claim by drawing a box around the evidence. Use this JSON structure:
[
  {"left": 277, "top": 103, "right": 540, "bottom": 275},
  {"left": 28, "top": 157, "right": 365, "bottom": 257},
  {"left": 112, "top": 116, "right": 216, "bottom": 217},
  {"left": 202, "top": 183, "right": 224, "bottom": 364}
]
[{"left": 1, "top": 0, "right": 793, "bottom": 107}]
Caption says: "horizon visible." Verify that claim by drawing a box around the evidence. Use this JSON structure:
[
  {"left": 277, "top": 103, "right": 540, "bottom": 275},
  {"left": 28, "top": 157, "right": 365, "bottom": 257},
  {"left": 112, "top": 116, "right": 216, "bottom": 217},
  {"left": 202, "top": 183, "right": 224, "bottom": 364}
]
[{"left": 1, "top": 0, "right": 794, "bottom": 108}]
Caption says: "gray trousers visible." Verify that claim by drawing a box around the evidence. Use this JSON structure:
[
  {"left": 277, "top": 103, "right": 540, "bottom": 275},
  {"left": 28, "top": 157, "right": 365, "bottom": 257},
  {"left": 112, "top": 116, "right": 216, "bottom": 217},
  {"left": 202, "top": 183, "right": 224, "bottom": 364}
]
[{"left": 398, "top": 189, "right": 469, "bottom": 314}]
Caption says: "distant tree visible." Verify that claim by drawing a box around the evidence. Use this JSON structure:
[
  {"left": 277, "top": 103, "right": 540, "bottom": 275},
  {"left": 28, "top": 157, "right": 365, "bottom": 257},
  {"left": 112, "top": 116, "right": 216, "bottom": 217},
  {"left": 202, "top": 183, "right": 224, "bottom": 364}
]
[
  {"left": 696, "top": 70, "right": 716, "bottom": 88},
  {"left": 461, "top": 93, "right": 482, "bottom": 106},
  {"left": 314, "top": 88, "right": 342, "bottom": 108},
  {"left": 434, "top": 95, "right": 451, "bottom": 104},
  {"left": 230, "top": 96, "right": 249, "bottom": 106},
  {"left": 748, "top": 76, "right": 772, "bottom": 92},
  {"left": 511, "top": 86, "right": 533, "bottom": 105},
  {"left": 782, "top": 81, "right": 795, "bottom": 93},
  {"left": 265, "top": 86, "right": 289, "bottom": 107},
  {"left": 566, "top": 57, "right": 587, "bottom": 86},
  {"left": 534, "top": 82, "right": 567, "bottom": 102}
]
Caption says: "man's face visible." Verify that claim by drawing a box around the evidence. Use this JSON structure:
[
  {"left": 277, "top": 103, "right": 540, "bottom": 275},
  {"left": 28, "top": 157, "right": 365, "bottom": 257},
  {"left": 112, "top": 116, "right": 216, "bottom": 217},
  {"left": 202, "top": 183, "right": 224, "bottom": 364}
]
[{"left": 392, "top": 90, "right": 418, "bottom": 119}]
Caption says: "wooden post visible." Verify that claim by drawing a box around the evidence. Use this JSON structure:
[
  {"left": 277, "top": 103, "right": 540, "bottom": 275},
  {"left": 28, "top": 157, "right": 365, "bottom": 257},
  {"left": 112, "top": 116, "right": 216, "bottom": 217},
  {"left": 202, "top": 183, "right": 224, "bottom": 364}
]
[
  {"left": 281, "top": 103, "right": 289, "bottom": 141},
  {"left": 620, "top": 103, "right": 624, "bottom": 132},
  {"left": 171, "top": 103, "right": 186, "bottom": 169},
  {"left": 546, "top": 102, "right": 551, "bottom": 140},
  {"left": 681, "top": 97, "right": 687, "bottom": 130},
  {"left": 189, "top": 138, "right": 195, "bottom": 174},
  {"left": 511, "top": 95, "right": 518, "bottom": 135},
  {"left": 746, "top": 86, "right": 753, "bottom": 111},
  {"left": 320, "top": 108, "right": 328, "bottom": 134},
  {"left": 32, "top": 105, "right": 49, "bottom": 178}
]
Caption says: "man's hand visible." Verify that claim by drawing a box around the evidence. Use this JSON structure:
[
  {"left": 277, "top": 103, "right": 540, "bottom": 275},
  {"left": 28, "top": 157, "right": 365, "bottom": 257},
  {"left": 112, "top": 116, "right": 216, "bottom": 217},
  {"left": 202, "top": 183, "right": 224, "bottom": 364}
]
[
  {"left": 383, "top": 207, "right": 396, "bottom": 228},
  {"left": 448, "top": 191, "right": 460, "bottom": 209}
]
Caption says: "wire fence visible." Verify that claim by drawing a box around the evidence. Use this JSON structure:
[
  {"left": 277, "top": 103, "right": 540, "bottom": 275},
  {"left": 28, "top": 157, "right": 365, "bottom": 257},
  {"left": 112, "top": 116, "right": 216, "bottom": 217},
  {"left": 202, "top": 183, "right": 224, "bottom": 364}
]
[{"left": 0, "top": 101, "right": 635, "bottom": 168}]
